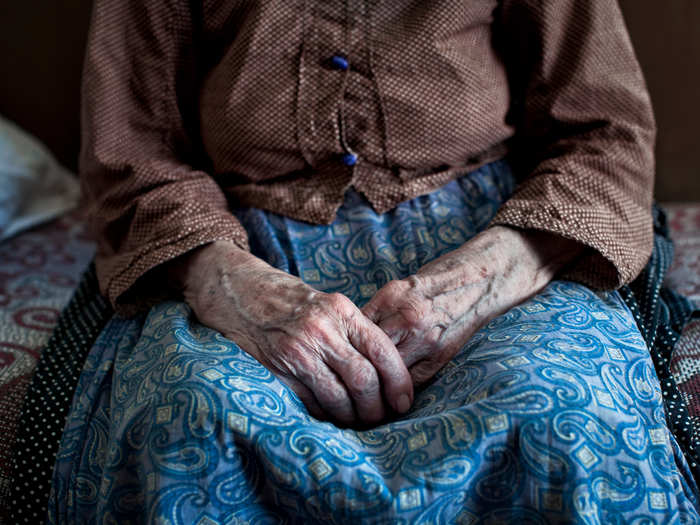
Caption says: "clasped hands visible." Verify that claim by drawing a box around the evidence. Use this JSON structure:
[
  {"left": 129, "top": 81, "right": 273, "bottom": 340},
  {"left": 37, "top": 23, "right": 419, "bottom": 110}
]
[{"left": 173, "top": 226, "right": 580, "bottom": 427}]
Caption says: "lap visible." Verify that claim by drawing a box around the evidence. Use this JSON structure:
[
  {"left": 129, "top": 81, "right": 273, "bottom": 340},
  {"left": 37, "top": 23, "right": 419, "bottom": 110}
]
[
  {"left": 48, "top": 164, "right": 700, "bottom": 522},
  {"left": 50, "top": 280, "right": 699, "bottom": 524}
]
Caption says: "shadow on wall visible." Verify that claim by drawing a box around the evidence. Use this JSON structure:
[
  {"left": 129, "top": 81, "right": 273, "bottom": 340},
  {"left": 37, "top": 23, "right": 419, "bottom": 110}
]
[{"left": 0, "top": 0, "right": 697, "bottom": 201}]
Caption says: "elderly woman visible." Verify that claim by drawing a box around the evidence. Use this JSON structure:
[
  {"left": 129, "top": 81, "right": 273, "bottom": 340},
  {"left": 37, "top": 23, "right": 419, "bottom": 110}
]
[{"left": 46, "top": 0, "right": 699, "bottom": 523}]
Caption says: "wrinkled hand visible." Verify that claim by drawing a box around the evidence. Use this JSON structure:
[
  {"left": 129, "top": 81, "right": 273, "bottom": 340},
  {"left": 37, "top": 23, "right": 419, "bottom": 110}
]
[
  {"left": 362, "top": 226, "right": 582, "bottom": 386},
  {"left": 171, "top": 241, "right": 414, "bottom": 427}
]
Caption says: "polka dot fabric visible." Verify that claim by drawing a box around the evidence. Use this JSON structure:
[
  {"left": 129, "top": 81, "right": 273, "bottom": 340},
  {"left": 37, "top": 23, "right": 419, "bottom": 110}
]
[
  {"left": 0, "top": 209, "right": 95, "bottom": 514},
  {"left": 618, "top": 206, "right": 700, "bottom": 484},
  {"left": 672, "top": 319, "right": 700, "bottom": 462},
  {"left": 665, "top": 204, "right": 700, "bottom": 449},
  {"left": 79, "top": 0, "right": 657, "bottom": 314},
  {"left": 6, "top": 264, "right": 112, "bottom": 525}
]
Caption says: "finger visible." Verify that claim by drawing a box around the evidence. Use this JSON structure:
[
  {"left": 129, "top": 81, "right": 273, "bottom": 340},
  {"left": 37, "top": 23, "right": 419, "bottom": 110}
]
[
  {"left": 361, "top": 279, "right": 411, "bottom": 324},
  {"left": 275, "top": 373, "right": 327, "bottom": 421},
  {"left": 409, "top": 359, "right": 443, "bottom": 388},
  {"left": 360, "top": 292, "right": 384, "bottom": 324},
  {"left": 296, "top": 362, "right": 356, "bottom": 426},
  {"left": 323, "top": 339, "right": 385, "bottom": 425},
  {"left": 361, "top": 293, "right": 381, "bottom": 323},
  {"left": 371, "top": 313, "right": 405, "bottom": 347},
  {"left": 347, "top": 313, "right": 414, "bottom": 415},
  {"left": 372, "top": 313, "right": 430, "bottom": 367}
]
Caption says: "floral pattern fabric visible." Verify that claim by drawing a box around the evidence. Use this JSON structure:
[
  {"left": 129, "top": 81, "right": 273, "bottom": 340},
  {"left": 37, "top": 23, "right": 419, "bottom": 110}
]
[{"left": 49, "top": 161, "right": 700, "bottom": 524}]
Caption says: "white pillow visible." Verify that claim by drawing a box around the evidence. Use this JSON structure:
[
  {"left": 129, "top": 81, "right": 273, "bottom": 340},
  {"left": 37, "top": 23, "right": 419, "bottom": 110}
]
[{"left": 0, "top": 115, "right": 80, "bottom": 241}]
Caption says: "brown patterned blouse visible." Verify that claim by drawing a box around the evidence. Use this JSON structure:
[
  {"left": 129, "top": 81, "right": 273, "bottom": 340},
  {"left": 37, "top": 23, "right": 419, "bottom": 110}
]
[{"left": 79, "top": 0, "right": 656, "bottom": 312}]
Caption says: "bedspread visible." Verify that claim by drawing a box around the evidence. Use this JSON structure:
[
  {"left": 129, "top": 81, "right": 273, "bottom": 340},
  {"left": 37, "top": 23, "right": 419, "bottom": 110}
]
[
  {"left": 0, "top": 209, "right": 94, "bottom": 506},
  {"left": 666, "top": 204, "right": 700, "bottom": 469}
]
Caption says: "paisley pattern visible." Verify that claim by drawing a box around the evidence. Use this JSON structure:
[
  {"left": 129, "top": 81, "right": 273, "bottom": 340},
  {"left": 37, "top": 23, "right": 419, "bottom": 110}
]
[{"left": 49, "top": 161, "right": 700, "bottom": 524}]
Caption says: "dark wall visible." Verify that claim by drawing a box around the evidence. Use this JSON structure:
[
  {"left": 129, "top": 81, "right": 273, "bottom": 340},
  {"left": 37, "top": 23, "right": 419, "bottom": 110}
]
[
  {"left": 0, "top": 1, "right": 697, "bottom": 200},
  {"left": 0, "top": 1, "right": 92, "bottom": 172},
  {"left": 619, "top": 0, "right": 700, "bottom": 202}
]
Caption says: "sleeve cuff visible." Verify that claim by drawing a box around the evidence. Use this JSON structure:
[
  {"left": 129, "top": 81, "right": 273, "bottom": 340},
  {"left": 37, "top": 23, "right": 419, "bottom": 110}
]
[
  {"left": 96, "top": 214, "right": 249, "bottom": 315},
  {"left": 490, "top": 199, "right": 653, "bottom": 290}
]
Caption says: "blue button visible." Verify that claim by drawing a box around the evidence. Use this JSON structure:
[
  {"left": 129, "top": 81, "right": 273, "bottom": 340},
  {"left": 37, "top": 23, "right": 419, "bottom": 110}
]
[
  {"left": 331, "top": 54, "right": 349, "bottom": 71},
  {"left": 341, "top": 153, "right": 358, "bottom": 166}
]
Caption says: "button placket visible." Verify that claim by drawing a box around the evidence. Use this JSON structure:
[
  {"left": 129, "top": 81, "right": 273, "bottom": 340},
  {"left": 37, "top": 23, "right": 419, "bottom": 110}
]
[
  {"left": 334, "top": 0, "right": 381, "bottom": 168},
  {"left": 296, "top": 1, "right": 351, "bottom": 168},
  {"left": 328, "top": 1, "right": 362, "bottom": 167}
]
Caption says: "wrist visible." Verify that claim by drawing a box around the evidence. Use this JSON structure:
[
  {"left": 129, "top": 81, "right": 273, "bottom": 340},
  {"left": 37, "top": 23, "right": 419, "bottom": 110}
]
[
  {"left": 164, "top": 241, "right": 253, "bottom": 296},
  {"left": 490, "top": 225, "right": 584, "bottom": 283},
  {"left": 442, "top": 225, "right": 582, "bottom": 288},
  {"left": 507, "top": 226, "right": 583, "bottom": 271}
]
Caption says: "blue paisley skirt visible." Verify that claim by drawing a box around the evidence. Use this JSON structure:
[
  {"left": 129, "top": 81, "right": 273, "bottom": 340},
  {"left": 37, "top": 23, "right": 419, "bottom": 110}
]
[{"left": 49, "top": 160, "right": 700, "bottom": 524}]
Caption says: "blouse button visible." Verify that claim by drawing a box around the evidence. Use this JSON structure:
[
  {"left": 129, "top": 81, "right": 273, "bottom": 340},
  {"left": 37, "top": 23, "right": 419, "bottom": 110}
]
[
  {"left": 330, "top": 54, "right": 349, "bottom": 71},
  {"left": 341, "top": 153, "right": 358, "bottom": 166}
]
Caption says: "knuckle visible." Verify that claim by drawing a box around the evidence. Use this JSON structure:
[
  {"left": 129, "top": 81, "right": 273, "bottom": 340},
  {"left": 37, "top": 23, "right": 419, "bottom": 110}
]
[
  {"left": 348, "top": 361, "right": 378, "bottom": 393},
  {"left": 379, "top": 280, "right": 431, "bottom": 322},
  {"left": 276, "top": 341, "right": 314, "bottom": 371},
  {"left": 382, "top": 279, "right": 409, "bottom": 299},
  {"left": 362, "top": 337, "right": 383, "bottom": 364},
  {"left": 322, "top": 384, "right": 349, "bottom": 408},
  {"left": 400, "top": 295, "right": 431, "bottom": 327},
  {"left": 298, "top": 315, "right": 326, "bottom": 339},
  {"left": 325, "top": 292, "right": 353, "bottom": 315},
  {"left": 297, "top": 310, "right": 339, "bottom": 343},
  {"left": 423, "top": 325, "right": 444, "bottom": 347},
  {"left": 405, "top": 274, "right": 424, "bottom": 290}
]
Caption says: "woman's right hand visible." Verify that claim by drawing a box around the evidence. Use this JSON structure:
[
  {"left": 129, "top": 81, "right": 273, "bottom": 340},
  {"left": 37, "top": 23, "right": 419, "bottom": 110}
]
[{"left": 168, "top": 241, "right": 414, "bottom": 427}]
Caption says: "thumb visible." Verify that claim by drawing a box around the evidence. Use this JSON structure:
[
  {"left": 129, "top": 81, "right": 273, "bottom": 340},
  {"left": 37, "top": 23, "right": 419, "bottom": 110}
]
[{"left": 361, "top": 295, "right": 381, "bottom": 323}]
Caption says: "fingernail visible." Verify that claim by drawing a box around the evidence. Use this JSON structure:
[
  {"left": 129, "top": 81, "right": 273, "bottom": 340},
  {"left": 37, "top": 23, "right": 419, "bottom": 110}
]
[{"left": 396, "top": 394, "right": 411, "bottom": 414}]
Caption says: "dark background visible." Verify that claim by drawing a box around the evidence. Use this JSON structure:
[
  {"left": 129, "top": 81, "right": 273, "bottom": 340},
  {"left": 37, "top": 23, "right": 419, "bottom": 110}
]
[{"left": 0, "top": 1, "right": 697, "bottom": 201}]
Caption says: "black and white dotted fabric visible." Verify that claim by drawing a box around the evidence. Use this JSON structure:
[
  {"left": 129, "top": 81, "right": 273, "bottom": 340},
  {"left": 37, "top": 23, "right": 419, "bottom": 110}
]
[
  {"left": 7, "top": 263, "right": 113, "bottom": 524},
  {"left": 619, "top": 205, "right": 700, "bottom": 484}
]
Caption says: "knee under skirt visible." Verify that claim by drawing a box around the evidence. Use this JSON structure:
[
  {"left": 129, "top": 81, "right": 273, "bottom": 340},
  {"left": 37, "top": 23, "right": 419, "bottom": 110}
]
[{"left": 48, "top": 160, "right": 700, "bottom": 524}]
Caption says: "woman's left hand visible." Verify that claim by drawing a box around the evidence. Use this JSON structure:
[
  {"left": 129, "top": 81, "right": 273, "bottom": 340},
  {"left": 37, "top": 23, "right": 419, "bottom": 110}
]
[{"left": 362, "top": 226, "right": 582, "bottom": 387}]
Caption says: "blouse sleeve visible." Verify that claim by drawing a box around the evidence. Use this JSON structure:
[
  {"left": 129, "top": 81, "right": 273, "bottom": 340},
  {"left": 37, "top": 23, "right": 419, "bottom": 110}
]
[
  {"left": 491, "top": 0, "right": 656, "bottom": 289},
  {"left": 80, "top": 0, "right": 249, "bottom": 313}
]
